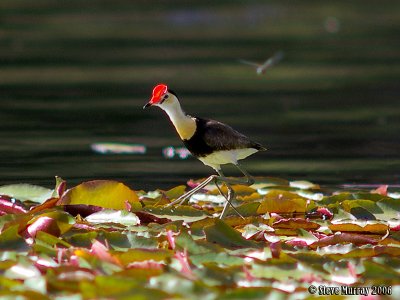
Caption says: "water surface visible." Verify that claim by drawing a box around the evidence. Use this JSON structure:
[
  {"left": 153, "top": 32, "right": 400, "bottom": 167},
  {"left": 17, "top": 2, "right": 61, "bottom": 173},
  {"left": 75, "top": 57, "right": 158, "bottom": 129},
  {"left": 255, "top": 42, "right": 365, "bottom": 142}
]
[{"left": 1, "top": 1, "right": 399, "bottom": 190}]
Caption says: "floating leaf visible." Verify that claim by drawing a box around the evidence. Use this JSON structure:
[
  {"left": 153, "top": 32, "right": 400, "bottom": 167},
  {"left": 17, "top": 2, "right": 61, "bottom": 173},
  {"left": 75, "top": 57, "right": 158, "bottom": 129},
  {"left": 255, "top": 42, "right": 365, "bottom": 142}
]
[
  {"left": 52, "top": 176, "right": 67, "bottom": 198},
  {"left": 0, "top": 291, "right": 50, "bottom": 300},
  {"left": 257, "top": 190, "right": 308, "bottom": 214},
  {"left": 0, "top": 175, "right": 399, "bottom": 299},
  {"left": 175, "top": 230, "right": 211, "bottom": 255},
  {"left": 329, "top": 221, "right": 388, "bottom": 234},
  {"left": 144, "top": 205, "right": 208, "bottom": 222},
  {"left": 103, "top": 231, "right": 158, "bottom": 250},
  {"left": 272, "top": 218, "right": 320, "bottom": 230},
  {"left": 91, "top": 240, "right": 120, "bottom": 265},
  {"left": 219, "top": 287, "right": 282, "bottom": 300},
  {"left": 85, "top": 209, "right": 140, "bottom": 226},
  {"left": 35, "top": 231, "right": 71, "bottom": 248},
  {"left": 376, "top": 198, "right": 400, "bottom": 220},
  {"left": 164, "top": 185, "right": 186, "bottom": 200},
  {"left": 27, "top": 216, "right": 62, "bottom": 238},
  {"left": 319, "top": 192, "right": 352, "bottom": 205},
  {"left": 225, "top": 202, "right": 260, "bottom": 218},
  {"left": 250, "top": 260, "right": 300, "bottom": 281},
  {"left": 254, "top": 177, "right": 289, "bottom": 188},
  {"left": 0, "top": 196, "right": 27, "bottom": 214},
  {"left": 341, "top": 199, "right": 382, "bottom": 220},
  {"left": 115, "top": 263, "right": 164, "bottom": 279},
  {"left": 208, "top": 185, "right": 257, "bottom": 197},
  {"left": 115, "top": 249, "right": 173, "bottom": 265},
  {"left": 286, "top": 229, "right": 319, "bottom": 247},
  {"left": 62, "top": 204, "right": 104, "bottom": 217},
  {"left": 315, "top": 207, "right": 333, "bottom": 219},
  {"left": 135, "top": 211, "right": 171, "bottom": 225},
  {"left": 80, "top": 275, "right": 142, "bottom": 298},
  {"left": 371, "top": 185, "right": 388, "bottom": 196},
  {"left": 289, "top": 180, "right": 319, "bottom": 190},
  {"left": 27, "top": 210, "right": 75, "bottom": 236},
  {"left": 0, "top": 184, "right": 53, "bottom": 203},
  {"left": 148, "top": 273, "right": 203, "bottom": 298},
  {"left": 58, "top": 180, "right": 139, "bottom": 210},
  {"left": 242, "top": 223, "right": 274, "bottom": 239},
  {"left": 29, "top": 198, "right": 59, "bottom": 214},
  {"left": 238, "top": 192, "right": 264, "bottom": 202},
  {"left": 353, "top": 192, "right": 388, "bottom": 201},
  {"left": 5, "top": 261, "right": 41, "bottom": 280},
  {"left": 190, "top": 252, "right": 244, "bottom": 266},
  {"left": 0, "top": 224, "right": 28, "bottom": 251},
  {"left": 66, "top": 231, "right": 98, "bottom": 248},
  {"left": 363, "top": 260, "right": 400, "bottom": 281},
  {"left": 204, "top": 219, "right": 260, "bottom": 249},
  {"left": 310, "top": 232, "right": 378, "bottom": 248},
  {"left": 331, "top": 207, "right": 357, "bottom": 222}
]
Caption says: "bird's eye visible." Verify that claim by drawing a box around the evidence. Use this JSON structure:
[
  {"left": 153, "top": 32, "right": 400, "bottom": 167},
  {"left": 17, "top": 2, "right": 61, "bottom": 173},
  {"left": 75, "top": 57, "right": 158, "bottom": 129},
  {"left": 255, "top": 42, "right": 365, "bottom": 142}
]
[{"left": 159, "top": 94, "right": 169, "bottom": 104}]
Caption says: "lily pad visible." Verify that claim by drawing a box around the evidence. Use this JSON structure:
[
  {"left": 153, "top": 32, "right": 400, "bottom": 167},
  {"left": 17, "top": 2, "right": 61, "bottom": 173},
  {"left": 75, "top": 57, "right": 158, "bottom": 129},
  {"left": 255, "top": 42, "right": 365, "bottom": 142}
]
[
  {"left": 0, "top": 224, "right": 28, "bottom": 251},
  {"left": 85, "top": 209, "right": 140, "bottom": 226},
  {"left": 204, "top": 219, "right": 260, "bottom": 249},
  {"left": 257, "top": 190, "right": 308, "bottom": 214},
  {"left": 144, "top": 205, "right": 209, "bottom": 222},
  {"left": 58, "top": 180, "right": 139, "bottom": 210},
  {"left": 0, "top": 184, "right": 53, "bottom": 203},
  {"left": 114, "top": 248, "right": 173, "bottom": 265}
]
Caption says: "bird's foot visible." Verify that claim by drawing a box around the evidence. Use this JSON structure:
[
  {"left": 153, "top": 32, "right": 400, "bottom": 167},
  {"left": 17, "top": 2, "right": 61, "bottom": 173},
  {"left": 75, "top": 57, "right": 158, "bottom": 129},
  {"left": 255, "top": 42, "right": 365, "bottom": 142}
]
[
  {"left": 166, "top": 192, "right": 190, "bottom": 207},
  {"left": 218, "top": 185, "right": 244, "bottom": 219},
  {"left": 165, "top": 174, "right": 245, "bottom": 220},
  {"left": 246, "top": 176, "right": 255, "bottom": 186}
]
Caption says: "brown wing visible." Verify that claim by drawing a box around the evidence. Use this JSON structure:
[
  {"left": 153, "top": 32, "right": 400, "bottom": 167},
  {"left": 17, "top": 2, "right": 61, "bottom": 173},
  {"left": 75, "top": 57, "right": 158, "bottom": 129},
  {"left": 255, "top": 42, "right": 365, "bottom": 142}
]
[
  {"left": 183, "top": 117, "right": 265, "bottom": 157},
  {"left": 200, "top": 118, "right": 265, "bottom": 151}
]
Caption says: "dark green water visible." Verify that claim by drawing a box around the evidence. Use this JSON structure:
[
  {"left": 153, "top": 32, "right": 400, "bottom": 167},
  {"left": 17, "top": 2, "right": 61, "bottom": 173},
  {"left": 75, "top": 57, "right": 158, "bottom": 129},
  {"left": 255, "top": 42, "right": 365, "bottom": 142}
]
[{"left": 1, "top": 1, "right": 399, "bottom": 190}]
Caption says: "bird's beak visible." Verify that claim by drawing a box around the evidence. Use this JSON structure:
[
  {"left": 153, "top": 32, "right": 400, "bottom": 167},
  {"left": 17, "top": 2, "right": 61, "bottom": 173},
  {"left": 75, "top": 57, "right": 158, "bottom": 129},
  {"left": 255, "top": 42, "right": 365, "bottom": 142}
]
[
  {"left": 144, "top": 93, "right": 159, "bottom": 109},
  {"left": 143, "top": 102, "right": 152, "bottom": 109}
]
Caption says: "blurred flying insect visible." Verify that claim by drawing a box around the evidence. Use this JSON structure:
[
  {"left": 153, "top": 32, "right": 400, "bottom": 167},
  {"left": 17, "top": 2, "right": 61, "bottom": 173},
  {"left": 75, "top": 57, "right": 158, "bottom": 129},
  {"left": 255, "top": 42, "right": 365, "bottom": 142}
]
[{"left": 238, "top": 51, "right": 284, "bottom": 75}]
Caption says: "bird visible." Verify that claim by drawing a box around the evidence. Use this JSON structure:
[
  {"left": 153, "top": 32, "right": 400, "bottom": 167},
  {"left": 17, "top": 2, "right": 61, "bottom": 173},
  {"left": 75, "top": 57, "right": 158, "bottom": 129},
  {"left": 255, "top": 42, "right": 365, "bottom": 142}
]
[
  {"left": 143, "top": 84, "right": 266, "bottom": 218},
  {"left": 238, "top": 51, "right": 284, "bottom": 75}
]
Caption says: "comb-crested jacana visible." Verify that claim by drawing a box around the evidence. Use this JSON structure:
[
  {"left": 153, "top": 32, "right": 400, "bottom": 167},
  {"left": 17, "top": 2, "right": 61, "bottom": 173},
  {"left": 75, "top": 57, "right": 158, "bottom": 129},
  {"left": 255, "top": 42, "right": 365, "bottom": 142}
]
[{"left": 144, "top": 84, "right": 266, "bottom": 218}]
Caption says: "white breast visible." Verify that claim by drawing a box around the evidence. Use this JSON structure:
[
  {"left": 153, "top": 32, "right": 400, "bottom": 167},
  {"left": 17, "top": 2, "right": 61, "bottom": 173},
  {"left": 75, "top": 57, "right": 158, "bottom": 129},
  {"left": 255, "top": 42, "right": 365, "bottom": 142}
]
[{"left": 198, "top": 148, "right": 258, "bottom": 170}]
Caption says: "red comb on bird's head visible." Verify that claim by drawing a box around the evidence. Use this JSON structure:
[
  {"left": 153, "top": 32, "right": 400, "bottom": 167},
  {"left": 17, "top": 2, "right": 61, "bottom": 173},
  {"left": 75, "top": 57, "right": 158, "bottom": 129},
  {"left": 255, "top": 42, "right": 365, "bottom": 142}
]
[
  {"left": 151, "top": 83, "right": 168, "bottom": 104},
  {"left": 143, "top": 83, "right": 168, "bottom": 109}
]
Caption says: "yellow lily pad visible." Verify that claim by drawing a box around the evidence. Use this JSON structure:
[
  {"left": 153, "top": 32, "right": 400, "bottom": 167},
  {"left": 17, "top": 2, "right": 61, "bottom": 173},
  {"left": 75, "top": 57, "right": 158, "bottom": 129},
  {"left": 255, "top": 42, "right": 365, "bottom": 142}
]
[{"left": 58, "top": 180, "right": 138, "bottom": 210}]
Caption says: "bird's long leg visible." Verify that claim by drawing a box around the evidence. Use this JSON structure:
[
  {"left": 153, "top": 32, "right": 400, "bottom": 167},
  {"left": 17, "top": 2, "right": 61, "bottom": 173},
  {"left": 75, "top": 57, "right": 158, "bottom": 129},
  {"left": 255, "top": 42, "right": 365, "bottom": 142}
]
[
  {"left": 235, "top": 163, "right": 255, "bottom": 185},
  {"left": 213, "top": 163, "right": 255, "bottom": 186},
  {"left": 166, "top": 174, "right": 217, "bottom": 206},
  {"left": 215, "top": 170, "right": 244, "bottom": 219},
  {"left": 166, "top": 164, "right": 253, "bottom": 218}
]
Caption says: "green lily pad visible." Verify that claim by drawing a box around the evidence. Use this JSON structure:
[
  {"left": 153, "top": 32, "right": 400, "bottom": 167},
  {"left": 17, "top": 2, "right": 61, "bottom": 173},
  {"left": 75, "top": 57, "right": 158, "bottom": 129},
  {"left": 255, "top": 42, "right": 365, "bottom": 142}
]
[
  {"left": 204, "top": 219, "right": 260, "bottom": 249},
  {"left": 144, "top": 205, "right": 209, "bottom": 222},
  {"left": 0, "top": 224, "right": 28, "bottom": 251},
  {"left": 363, "top": 260, "right": 400, "bottom": 281},
  {"left": 191, "top": 252, "right": 244, "bottom": 266},
  {"left": 114, "top": 248, "right": 173, "bottom": 265},
  {"left": 0, "top": 184, "right": 53, "bottom": 203},
  {"left": 102, "top": 231, "right": 158, "bottom": 250},
  {"left": 164, "top": 185, "right": 187, "bottom": 200},
  {"left": 175, "top": 230, "right": 211, "bottom": 254},
  {"left": 35, "top": 231, "right": 71, "bottom": 248},
  {"left": 377, "top": 198, "right": 400, "bottom": 220}
]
